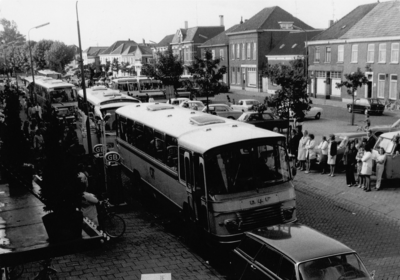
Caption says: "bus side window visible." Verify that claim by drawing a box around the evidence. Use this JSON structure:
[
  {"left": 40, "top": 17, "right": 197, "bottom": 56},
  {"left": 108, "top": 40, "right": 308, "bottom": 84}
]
[
  {"left": 179, "top": 148, "right": 186, "bottom": 182},
  {"left": 153, "top": 130, "right": 166, "bottom": 162},
  {"left": 126, "top": 119, "right": 134, "bottom": 145},
  {"left": 165, "top": 135, "right": 178, "bottom": 171},
  {"left": 144, "top": 126, "right": 155, "bottom": 156},
  {"left": 118, "top": 116, "right": 127, "bottom": 141},
  {"left": 134, "top": 123, "right": 144, "bottom": 150}
]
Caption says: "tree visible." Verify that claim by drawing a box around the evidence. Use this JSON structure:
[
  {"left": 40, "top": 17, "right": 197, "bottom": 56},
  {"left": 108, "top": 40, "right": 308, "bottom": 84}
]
[
  {"left": 46, "top": 41, "right": 75, "bottom": 73},
  {"left": 263, "top": 58, "right": 310, "bottom": 121},
  {"left": 0, "top": 18, "right": 25, "bottom": 44},
  {"left": 186, "top": 49, "right": 226, "bottom": 108},
  {"left": 141, "top": 46, "right": 183, "bottom": 99},
  {"left": 336, "top": 67, "right": 369, "bottom": 125},
  {"left": 33, "top": 39, "right": 54, "bottom": 70}
]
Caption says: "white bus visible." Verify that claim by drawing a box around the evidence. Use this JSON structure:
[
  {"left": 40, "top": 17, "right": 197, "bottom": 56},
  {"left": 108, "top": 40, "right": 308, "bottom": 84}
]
[
  {"left": 111, "top": 76, "right": 164, "bottom": 99},
  {"left": 77, "top": 85, "right": 140, "bottom": 152},
  {"left": 24, "top": 76, "right": 78, "bottom": 121},
  {"left": 36, "top": 69, "right": 62, "bottom": 80},
  {"left": 116, "top": 103, "right": 297, "bottom": 244}
]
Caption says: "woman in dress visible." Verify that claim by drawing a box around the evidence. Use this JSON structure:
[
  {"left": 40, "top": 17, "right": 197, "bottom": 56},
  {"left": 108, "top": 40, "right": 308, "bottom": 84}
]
[
  {"left": 375, "top": 147, "right": 387, "bottom": 191},
  {"left": 355, "top": 145, "right": 365, "bottom": 188},
  {"left": 297, "top": 130, "right": 309, "bottom": 171},
  {"left": 305, "top": 134, "right": 316, "bottom": 174},
  {"left": 327, "top": 134, "right": 337, "bottom": 177},
  {"left": 361, "top": 146, "right": 373, "bottom": 192}
]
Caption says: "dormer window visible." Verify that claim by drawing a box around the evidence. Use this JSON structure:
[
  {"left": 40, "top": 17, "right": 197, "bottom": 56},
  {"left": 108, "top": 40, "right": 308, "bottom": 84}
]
[
  {"left": 278, "top": 21, "right": 294, "bottom": 30},
  {"left": 279, "top": 44, "right": 285, "bottom": 49}
]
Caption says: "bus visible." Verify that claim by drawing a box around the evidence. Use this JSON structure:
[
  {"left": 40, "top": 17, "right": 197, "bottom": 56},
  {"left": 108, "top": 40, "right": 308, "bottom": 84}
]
[
  {"left": 116, "top": 103, "right": 297, "bottom": 245},
  {"left": 77, "top": 85, "right": 140, "bottom": 152},
  {"left": 111, "top": 76, "right": 164, "bottom": 96},
  {"left": 36, "top": 69, "right": 62, "bottom": 80},
  {"left": 24, "top": 76, "right": 78, "bottom": 121}
]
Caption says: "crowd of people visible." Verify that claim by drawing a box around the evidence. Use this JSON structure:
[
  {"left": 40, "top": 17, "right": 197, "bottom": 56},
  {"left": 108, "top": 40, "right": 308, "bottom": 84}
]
[{"left": 289, "top": 127, "right": 386, "bottom": 192}]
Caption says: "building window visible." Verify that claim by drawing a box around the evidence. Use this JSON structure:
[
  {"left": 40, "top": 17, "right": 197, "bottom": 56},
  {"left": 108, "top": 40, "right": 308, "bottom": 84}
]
[
  {"left": 242, "top": 43, "right": 245, "bottom": 60},
  {"left": 378, "top": 74, "right": 385, "bottom": 98},
  {"left": 325, "top": 47, "right": 331, "bottom": 63},
  {"left": 248, "top": 67, "right": 256, "bottom": 87},
  {"left": 379, "top": 43, "right": 386, "bottom": 63},
  {"left": 236, "top": 44, "right": 240, "bottom": 59},
  {"left": 231, "top": 67, "right": 236, "bottom": 84},
  {"left": 315, "top": 71, "right": 326, "bottom": 78},
  {"left": 367, "top": 44, "right": 375, "bottom": 63},
  {"left": 220, "top": 49, "right": 224, "bottom": 60},
  {"left": 236, "top": 67, "right": 241, "bottom": 84},
  {"left": 390, "top": 75, "right": 397, "bottom": 99},
  {"left": 351, "top": 45, "right": 358, "bottom": 63},
  {"left": 211, "top": 50, "right": 215, "bottom": 59},
  {"left": 331, "top": 71, "right": 341, "bottom": 79},
  {"left": 231, "top": 44, "right": 235, "bottom": 60},
  {"left": 337, "top": 45, "right": 344, "bottom": 62},
  {"left": 391, "top": 43, "right": 399, "bottom": 63},
  {"left": 314, "top": 47, "right": 320, "bottom": 63},
  {"left": 253, "top": 42, "right": 257, "bottom": 60},
  {"left": 247, "top": 43, "right": 251, "bottom": 59}
]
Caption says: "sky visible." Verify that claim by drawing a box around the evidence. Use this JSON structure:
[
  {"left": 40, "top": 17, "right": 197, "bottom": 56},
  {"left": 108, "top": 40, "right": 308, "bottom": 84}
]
[{"left": 0, "top": 0, "right": 387, "bottom": 49}]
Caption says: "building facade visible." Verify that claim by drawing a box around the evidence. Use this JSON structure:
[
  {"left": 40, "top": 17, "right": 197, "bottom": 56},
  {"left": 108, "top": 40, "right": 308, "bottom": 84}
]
[
  {"left": 308, "top": 1, "right": 400, "bottom": 102},
  {"left": 227, "top": 7, "right": 313, "bottom": 92},
  {"left": 170, "top": 18, "right": 225, "bottom": 75}
]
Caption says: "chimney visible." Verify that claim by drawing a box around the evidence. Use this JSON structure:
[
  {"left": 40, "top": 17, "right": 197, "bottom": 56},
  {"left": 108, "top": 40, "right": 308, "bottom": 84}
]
[
  {"left": 329, "top": 20, "right": 334, "bottom": 27},
  {"left": 184, "top": 21, "right": 188, "bottom": 29},
  {"left": 219, "top": 15, "right": 224, "bottom": 26}
]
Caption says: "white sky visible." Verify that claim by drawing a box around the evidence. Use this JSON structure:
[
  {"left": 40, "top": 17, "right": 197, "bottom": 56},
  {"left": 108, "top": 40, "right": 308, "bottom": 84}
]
[{"left": 0, "top": 0, "right": 387, "bottom": 49}]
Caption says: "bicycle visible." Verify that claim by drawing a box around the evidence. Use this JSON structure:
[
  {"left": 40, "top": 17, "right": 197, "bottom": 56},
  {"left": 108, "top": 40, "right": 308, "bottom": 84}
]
[
  {"left": 1, "top": 265, "right": 24, "bottom": 280},
  {"left": 97, "top": 198, "right": 126, "bottom": 238}
]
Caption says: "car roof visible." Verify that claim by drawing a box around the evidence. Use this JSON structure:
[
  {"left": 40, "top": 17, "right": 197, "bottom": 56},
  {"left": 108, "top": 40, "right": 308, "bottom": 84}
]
[
  {"left": 334, "top": 131, "right": 367, "bottom": 139},
  {"left": 379, "top": 130, "right": 400, "bottom": 139},
  {"left": 246, "top": 224, "right": 354, "bottom": 263}
]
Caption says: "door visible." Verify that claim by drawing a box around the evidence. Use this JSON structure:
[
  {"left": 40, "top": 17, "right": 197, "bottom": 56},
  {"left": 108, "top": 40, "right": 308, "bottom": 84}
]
[
  {"left": 184, "top": 151, "right": 197, "bottom": 220},
  {"left": 367, "top": 81, "right": 372, "bottom": 98},
  {"left": 242, "top": 69, "right": 246, "bottom": 90}
]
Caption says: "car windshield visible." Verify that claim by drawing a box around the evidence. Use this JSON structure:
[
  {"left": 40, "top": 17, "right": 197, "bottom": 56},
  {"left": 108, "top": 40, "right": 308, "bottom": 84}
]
[
  {"left": 205, "top": 139, "right": 290, "bottom": 196},
  {"left": 374, "top": 137, "right": 395, "bottom": 153},
  {"left": 299, "top": 253, "right": 370, "bottom": 280},
  {"left": 237, "top": 113, "right": 250, "bottom": 121},
  {"left": 247, "top": 100, "right": 258, "bottom": 105}
]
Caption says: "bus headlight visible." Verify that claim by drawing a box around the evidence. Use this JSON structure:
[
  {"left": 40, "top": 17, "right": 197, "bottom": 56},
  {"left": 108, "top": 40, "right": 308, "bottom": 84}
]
[
  {"left": 223, "top": 219, "right": 239, "bottom": 232},
  {"left": 282, "top": 207, "right": 295, "bottom": 221}
]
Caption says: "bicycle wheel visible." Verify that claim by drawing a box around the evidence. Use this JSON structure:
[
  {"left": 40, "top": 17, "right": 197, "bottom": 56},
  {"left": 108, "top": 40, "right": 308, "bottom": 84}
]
[
  {"left": 103, "top": 214, "right": 126, "bottom": 238},
  {"left": 7, "top": 265, "right": 24, "bottom": 279}
]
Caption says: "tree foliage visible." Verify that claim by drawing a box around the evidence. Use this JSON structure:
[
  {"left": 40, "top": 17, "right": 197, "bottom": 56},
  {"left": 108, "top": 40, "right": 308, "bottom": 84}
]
[
  {"left": 336, "top": 67, "right": 369, "bottom": 125},
  {"left": 186, "top": 49, "right": 226, "bottom": 105},
  {"left": 111, "top": 58, "right": 120, "bottom": 76},
  {"left": 33, "top": 39, "right": 54, "bottom": 70},
  {"left": 263, "top": 58, "right": 310, "bottom": 120},
  {"left": 45, "top": 41, "right": 75, "bottom": 73},
  {"left": 0, "top": 18, "right": 25, "bottom": 44},
  {"left": 141, "top": 46, "right": 183, "bottom": 98}
]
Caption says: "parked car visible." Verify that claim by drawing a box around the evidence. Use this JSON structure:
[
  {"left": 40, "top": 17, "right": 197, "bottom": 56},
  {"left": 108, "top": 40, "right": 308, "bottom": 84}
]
[
  {"left": 289, "top": 106, "right": 323, "bottom": 120},
  {"left": 373, "top": 130, "right": 400, "bottom": 180},
  {"left": 230, "top": 223, "right": 374, "bottom": 280},
  {"left": 347, "top": 98, "right": 385, "bottom": 115},
  {"left": 369, "top": 119, "right": 400, "bottom": 137},
  {"left": 237, "top": 111, "right": 289, "bottom": 132},
  {"left": 166, "top": 98, "right": 189, "bottom": 106},
  {"left": 231, "top": 99, "right": 261, "bottom": 112},
  {"left": 179, "top": 100, "right": 205, "bottom": 111},
  {"left": 201, "top": 104, "right": 243, "bottom": 119}
]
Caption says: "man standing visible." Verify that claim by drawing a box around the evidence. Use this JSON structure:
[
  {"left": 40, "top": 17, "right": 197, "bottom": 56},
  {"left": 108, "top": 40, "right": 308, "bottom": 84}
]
[{"left": 365, "top": 129, "right": 376, "bottom": 151}]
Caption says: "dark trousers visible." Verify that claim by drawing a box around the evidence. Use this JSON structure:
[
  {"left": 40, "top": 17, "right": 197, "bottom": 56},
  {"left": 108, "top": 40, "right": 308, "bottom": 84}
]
[
  {"left": 319, "top": 154, "right": 328, "bottom": 173},
  {"left": 345, "top": 164, "right": 356, "bottom": 185}
]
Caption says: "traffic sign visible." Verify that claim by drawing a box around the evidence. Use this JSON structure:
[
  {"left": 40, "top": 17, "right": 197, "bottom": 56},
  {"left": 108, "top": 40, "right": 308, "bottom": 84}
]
[
  {"left": 93, "top": 144, "right": 103, "bottom": 155},
  {"left": 105, "top": 151, "right": 121, "bottom": 165}
]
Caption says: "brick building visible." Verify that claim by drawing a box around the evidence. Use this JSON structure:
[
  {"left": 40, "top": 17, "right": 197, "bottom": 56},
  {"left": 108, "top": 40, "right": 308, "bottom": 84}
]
[
  {"left": 170, "top": 18, "right": 225, "bottom": 75},
  {"left": 227, "top": 6, "right": 313, "bottom": 92},
  {"left": 308, "top": 1, "right": 400, "bottom": 102},
  {"left": 198, "top": 24, "right": 239, "bottom": 84}
]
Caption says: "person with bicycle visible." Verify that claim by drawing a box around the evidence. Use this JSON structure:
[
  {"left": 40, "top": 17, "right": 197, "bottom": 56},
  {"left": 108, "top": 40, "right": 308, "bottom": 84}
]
[{"left": 79, "top": 166, "right": 99, "bottom": 226}]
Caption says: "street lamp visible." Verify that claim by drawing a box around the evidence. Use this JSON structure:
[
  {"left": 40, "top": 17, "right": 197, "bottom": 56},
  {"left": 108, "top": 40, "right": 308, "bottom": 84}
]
[
  {"left": 76, "top": 1, "right": 93, "bottom": 157},
  {"left": 28, "top": 22, "right": 50, "bottom": 103}
]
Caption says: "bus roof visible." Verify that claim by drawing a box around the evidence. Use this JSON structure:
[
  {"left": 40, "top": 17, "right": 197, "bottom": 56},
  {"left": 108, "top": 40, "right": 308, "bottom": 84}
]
[
  {"left": 23, "top": 76, "right": 75, "bottom": 89},
  {"left": 37, "top": 69, "right": 61, "bottom": 75},
  {"left": 112, "top": 76, "right": 160, "bottom": 84},
  {"left": 78, "top": 86, "right": 140, "bottom": 107},
  {"left": 116, "top": 103, "right": 284, "bottom": 154}
]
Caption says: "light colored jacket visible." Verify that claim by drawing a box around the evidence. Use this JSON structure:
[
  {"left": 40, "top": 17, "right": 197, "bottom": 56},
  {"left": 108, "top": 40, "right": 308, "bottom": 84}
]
[
  {"left": 318, "top": 140, "right": 328, "bottom": 155},
  {"left": 305, "top": 139, "right": 316, "bottom": 159}
]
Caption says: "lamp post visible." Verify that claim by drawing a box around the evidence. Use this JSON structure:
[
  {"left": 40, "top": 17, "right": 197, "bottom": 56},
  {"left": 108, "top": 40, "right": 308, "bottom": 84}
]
[
  {"left": 28, "top": 22, "right": 50, "bottom": 104},
  {"left": 76, "top": 1, "right": 93, "bottom": 157}
]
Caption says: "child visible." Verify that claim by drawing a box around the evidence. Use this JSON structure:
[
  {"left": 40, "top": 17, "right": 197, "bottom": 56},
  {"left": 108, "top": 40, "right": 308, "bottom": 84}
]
[
  {"left": 364, "top": 112, "right": 371, "bottom": 131},
  {"left": 355, "top": 145, "right": 365, "bottom": 188}
]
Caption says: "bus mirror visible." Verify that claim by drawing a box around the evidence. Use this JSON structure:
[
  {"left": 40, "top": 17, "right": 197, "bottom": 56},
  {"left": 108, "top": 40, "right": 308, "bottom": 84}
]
[{"left": 104, "top": 113, "right": 112, "bottom": 122}]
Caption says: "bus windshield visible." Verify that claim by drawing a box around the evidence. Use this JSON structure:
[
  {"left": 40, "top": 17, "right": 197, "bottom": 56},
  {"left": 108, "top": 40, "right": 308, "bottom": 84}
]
[
  {"left": 205, "top": 140, "right": 290, "bottom": 195},
  {"left": 50, "top": 88, "right": 77, "bottom": 103}
]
